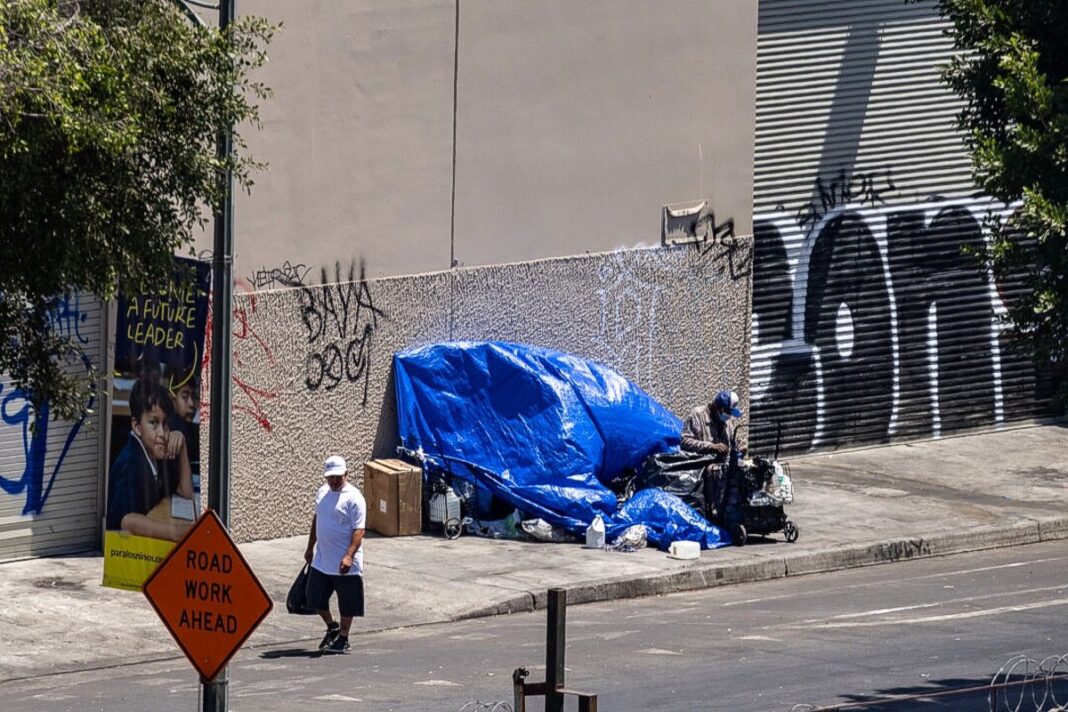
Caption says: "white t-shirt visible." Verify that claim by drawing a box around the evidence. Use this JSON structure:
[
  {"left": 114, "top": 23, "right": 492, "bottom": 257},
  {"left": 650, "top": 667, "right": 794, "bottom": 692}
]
[{"left": 311, "top": 482, "right": 366, "bottom": 576}]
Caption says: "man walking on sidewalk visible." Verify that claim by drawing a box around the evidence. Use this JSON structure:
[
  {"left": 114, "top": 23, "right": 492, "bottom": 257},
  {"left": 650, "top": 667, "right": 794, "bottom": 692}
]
[{"left": 304, "top": 455, "right": 366, "bottom": 654}]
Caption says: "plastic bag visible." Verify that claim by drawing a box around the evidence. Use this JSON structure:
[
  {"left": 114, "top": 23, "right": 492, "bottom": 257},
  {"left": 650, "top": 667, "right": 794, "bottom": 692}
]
[
  {"left": 608, "top": 524, "right": 648, "bottom": 552},
  {"left": 754, "top": 458, "right": 794, "bottom": 504},
  {"left": 521, "top": 517, "right": 581, "bottom": 543},
  {"left": 635, "top": 451, "right": 718, "bottom": 513},
  {"left": 286, "top": 563, "right": 316, "bottom": 615}
]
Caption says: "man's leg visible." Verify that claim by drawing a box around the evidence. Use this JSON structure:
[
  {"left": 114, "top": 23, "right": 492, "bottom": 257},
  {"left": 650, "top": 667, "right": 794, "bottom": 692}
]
[
  {"left": 306, "top": 568, "right": 341, "bottom": 650},
  {"left": 323, "top": 575, "right": 364, "bottom": 654}
]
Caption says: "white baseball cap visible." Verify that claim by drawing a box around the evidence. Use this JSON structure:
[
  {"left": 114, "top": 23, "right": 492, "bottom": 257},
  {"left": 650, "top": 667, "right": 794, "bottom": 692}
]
[{"left": 322, "top": 455, "right": 347, "bottom": 477}]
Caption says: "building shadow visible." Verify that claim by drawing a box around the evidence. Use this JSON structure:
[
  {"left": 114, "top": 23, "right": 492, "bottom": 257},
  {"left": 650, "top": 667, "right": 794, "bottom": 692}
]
[
  {"left": 372, "top": 365, "right": 399, "bottom": 460},
  {"left": 797, "top": 671, "right": 1066, "bottom": 711}
]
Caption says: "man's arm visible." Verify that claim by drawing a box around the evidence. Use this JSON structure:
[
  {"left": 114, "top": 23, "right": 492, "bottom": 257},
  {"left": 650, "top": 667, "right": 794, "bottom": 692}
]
[
  {"left": 304, "top": 514, "right": 317, "bottom": 564},
  {"left": 680, "top": 410, "right": 728, "bottom": 455},
  {"left": 680, "top": 433, "right": 726, "bottom": 454},
  {"left": 339, "top": 527, "right": 365, "bottom": 574}
]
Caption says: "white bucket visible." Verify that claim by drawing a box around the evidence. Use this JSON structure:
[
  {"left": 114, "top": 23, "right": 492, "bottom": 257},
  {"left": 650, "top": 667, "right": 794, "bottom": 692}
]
[{"left": 667, "top": 540, "right": 700, "bottom": 560}]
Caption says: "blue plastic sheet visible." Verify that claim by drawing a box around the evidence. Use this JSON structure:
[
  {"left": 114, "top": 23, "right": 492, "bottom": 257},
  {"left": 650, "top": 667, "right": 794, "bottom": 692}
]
[
  {"left": 607, "top": 489, "right": 726, "bottom": 549},
  {"left": 394, "top": 341, "right": 728, "bottom": 549}
]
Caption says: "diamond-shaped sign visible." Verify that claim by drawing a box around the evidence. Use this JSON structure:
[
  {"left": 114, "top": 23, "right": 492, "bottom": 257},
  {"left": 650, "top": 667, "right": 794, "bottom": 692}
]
[{"left": 143, "top": 509, "right": 273, "bottom": 681}]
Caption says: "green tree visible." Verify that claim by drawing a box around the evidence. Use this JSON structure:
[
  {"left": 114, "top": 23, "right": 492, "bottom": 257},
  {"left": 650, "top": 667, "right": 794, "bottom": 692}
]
[
  {"left": 0, "top": 0, "right": 273, "bottom": 421},
  {"left": 933, "top": 0, "right": 1067, "bottom": 406}
]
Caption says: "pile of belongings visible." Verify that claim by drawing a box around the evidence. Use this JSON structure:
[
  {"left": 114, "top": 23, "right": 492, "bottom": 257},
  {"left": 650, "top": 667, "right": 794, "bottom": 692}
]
[{"left": 394, "top": 341, "right": 728, "bottom": 550}]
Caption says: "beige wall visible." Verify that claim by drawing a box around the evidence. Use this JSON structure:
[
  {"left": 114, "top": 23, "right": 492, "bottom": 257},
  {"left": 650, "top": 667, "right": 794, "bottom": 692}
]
[
  {"left": 213, "top": 0, "right": 757, "bottom": 283},
  {"left": 227, "top": 0, "right": 456, "bottom": 285},
  {"left": 452, "top": 0, "right": 757, "bottom": 267},
  {"left": 214, "top": 241, "right": 752, "bottom": 542}
]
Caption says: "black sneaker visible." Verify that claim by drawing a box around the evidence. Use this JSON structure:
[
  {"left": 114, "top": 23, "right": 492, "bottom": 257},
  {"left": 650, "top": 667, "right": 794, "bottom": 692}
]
[
  {"left": 322, "top": 635, "right": 350, "bottom": 655},
  {"left": 318, "top": 623, "right": 341, "bottom": 651}
]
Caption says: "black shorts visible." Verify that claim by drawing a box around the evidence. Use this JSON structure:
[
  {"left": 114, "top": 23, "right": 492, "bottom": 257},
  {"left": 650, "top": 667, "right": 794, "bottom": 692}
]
[{"left": 307, "top": 566, "right": 365, "bottom": 617}]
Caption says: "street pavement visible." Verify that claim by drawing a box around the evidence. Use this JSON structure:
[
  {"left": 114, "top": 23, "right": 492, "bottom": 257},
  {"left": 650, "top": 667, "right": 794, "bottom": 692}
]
[
  {"left": 7, "top": 540, "right": 1068, "bottom": 711},
  {"left": 1, "top": 421, "right": 1065, "bottom": 683}
]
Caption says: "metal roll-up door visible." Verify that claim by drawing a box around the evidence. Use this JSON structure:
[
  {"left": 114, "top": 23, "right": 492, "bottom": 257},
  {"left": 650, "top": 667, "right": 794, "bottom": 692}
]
[
  {"left": 749, "top": 0, "right": 1053, "bottom": 456},
  {"left": 0, "top": 293, "right": 106, "bottom": 560}
]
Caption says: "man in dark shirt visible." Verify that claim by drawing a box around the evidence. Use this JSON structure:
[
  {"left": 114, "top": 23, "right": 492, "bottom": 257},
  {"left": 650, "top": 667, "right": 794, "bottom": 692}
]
[{"left": 680, "top": 390, "right": 744, "bottom": 540}]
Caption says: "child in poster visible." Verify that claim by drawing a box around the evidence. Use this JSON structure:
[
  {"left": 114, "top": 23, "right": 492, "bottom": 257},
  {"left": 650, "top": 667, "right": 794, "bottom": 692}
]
[
  {"left": 102, "top": 258, "right": 209, "bottom": 591},
  {"left": 106, "top": 375, "right": 194, "bottom": 542}
]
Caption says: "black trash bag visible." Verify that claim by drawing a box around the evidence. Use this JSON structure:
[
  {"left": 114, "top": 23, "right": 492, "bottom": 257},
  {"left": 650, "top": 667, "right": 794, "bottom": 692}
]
[
  {"left": 635, "top": 451, "right": 719, "bottom": 513},
  {"left": 286, "top": 563, "right": 317, "bottom": 615}
]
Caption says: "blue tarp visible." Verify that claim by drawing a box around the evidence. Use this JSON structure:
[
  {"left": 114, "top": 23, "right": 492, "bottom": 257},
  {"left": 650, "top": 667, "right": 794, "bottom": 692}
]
[{"left": 394, "top": 341, "right": 727, "bottom": 549}]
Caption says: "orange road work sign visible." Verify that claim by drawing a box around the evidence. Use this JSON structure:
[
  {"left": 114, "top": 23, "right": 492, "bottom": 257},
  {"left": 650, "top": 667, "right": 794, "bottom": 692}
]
[{"left": 143, "top": 509, "right": 273, "bottom": 681}]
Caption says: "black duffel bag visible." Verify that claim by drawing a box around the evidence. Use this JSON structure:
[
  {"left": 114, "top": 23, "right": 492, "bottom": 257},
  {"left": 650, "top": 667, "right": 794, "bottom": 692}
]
[{"left": 286, "top": 563, "right": 317, "bottom": 615}]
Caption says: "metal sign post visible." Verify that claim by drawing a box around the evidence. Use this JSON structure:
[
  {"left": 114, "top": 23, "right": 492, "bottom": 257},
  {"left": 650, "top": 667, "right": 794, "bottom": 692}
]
[{"left": 205, "top": 0, "right": 236, "bottom": 709}]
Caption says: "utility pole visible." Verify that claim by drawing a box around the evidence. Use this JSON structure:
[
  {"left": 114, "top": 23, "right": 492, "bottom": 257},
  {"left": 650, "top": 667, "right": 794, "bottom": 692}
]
[{"left": 204, "top": 0, "right": 235, "bottom": 709}]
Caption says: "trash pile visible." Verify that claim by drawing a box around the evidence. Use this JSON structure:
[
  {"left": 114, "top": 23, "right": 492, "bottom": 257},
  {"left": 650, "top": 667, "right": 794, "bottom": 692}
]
[{"left": 394, "top": 341, "right": 793, "bottom": 551}]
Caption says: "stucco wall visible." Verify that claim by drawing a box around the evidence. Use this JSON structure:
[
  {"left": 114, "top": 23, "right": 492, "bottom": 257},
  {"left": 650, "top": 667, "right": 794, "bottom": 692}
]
[{"left": 214, "top": 240, "right": 752, "bottom": 542}]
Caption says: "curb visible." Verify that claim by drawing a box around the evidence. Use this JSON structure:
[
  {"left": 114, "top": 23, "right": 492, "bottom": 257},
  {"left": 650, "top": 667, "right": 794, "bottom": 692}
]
[
  {"left": 523, "top": 516, "right": 1068, "bottom": 610},
  {"left": 453, "top": 592, "right": 537, "bottom": 620}
]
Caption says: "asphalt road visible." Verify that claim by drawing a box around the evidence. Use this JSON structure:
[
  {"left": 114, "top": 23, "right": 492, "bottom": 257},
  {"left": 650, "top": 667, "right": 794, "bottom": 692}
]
[{"left": 6, "top": 540, "right": 1068, "bottom": 712}]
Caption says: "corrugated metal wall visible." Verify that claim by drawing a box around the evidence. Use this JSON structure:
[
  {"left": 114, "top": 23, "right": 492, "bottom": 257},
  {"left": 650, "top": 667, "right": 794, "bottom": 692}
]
[
  {"left": 748, "top": 0, "right": 1053, "bottom": 455},
  {"left": 0, "top": 294, "right": 106, "bottom": 560}
]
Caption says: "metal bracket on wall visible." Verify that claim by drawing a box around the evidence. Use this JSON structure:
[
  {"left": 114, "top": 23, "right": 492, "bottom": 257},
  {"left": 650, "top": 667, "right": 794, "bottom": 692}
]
[{"left": 662, "top": 199, "right": 710, "bottom": 246}]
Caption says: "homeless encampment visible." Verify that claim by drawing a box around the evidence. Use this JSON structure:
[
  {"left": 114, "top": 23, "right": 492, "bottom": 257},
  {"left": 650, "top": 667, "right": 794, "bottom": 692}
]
[{"left": 393, "top": 341, "right": 728, "bottom": 550}]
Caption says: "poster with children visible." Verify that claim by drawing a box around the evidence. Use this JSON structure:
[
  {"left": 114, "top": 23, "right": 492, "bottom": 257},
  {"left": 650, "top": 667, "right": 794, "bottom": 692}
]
[{"left": 102, "top": 257, "right": 210, "bottom": 591}]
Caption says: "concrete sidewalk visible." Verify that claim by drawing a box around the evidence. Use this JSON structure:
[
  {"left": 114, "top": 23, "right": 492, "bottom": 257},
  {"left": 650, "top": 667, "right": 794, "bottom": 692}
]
[{"left": 2, "top": 422, "right": 1066, "bottom": 683}]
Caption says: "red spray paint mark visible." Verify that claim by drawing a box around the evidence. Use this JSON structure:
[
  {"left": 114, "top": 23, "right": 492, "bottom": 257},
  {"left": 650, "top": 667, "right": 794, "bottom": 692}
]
[{"left": 201, "top": 278, "right": 278, "bottom": 432}]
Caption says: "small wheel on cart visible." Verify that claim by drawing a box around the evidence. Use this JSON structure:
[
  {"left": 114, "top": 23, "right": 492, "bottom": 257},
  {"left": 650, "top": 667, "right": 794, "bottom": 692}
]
[
  {"left": 732, "top": 524, "right": 747, "bottom": 546},
  {"left": 444, "top": 517, "right": 463, "bottom": 540},
  {"left": 783, "top": 520, "right": 799, "bottom": 543}
]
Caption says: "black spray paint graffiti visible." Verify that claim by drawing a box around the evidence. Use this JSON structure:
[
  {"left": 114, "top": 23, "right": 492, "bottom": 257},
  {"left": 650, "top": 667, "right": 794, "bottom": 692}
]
[
  {"left": 689, "top": 211, "right": 751, "bottom": 281},
  {"left": 748, "top": 198, "right": 1047, "bottom": 455},
  {"left": 662, "top": 206, "right": 747, "bottom": 281},
  {"left": 250, "top": 261, "right": 313, "bottom": 290},
  {"left": 662, "top": 202, "right": 750, "bottom": 279},
  {"left": 695, "top": 211, "right": 736, "bottom": 244},
  {"left": 792, "top": 169, "right": 897, "bottom": 235},
  {"left": 299, "top": 261, "right": 385, "bottom": 406}
]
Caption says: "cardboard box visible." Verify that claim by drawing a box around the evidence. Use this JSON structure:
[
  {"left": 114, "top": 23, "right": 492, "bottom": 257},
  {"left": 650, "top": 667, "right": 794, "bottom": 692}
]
[{"left": 364, "top": 459, "right": 422, "bottom": 536}]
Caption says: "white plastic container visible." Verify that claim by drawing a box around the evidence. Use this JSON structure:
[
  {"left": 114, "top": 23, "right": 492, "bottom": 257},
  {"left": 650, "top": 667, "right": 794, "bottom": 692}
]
[
  {"left": 667, "top": 540, "right": 700, "bottom": 560},
  {"left": 428, "top": 486, "right": 461, "bottom": 524},
  {"left": 585, "top": 515, "right": 606, "bottom": 549}
]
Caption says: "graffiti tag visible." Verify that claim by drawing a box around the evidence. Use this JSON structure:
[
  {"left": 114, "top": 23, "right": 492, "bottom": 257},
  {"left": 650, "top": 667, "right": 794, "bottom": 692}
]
[
  {"left": 796, "top": 169, "right": 897, "bottom": 234},
  {"left": 749, "top": 196, "right": 1041, "bottom": 455},
  {"left": 300, "top": 261, "right": 385, "bottom": 406},
  {"left": 0, "top": 358, "right": 93, "bottom": 515},
  {"left": 249, "top": 260, "right": 313, "bottom": 290},
  {"left": 201, "top": 278, "right": 279, "bottom": 432},
  {"left": 44, "top": 292, "right": 90, "bottom": 346}
]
